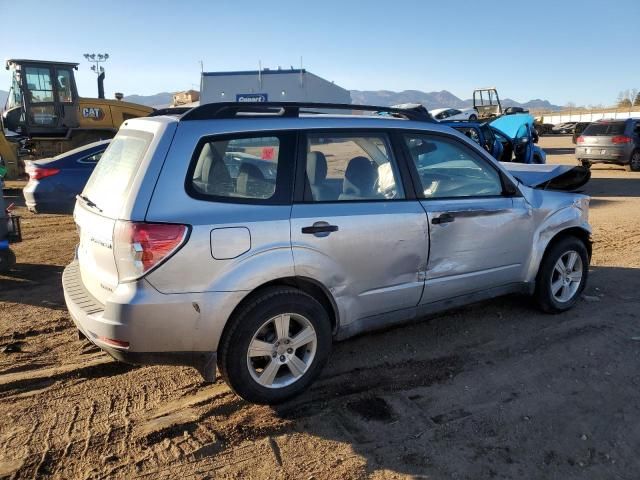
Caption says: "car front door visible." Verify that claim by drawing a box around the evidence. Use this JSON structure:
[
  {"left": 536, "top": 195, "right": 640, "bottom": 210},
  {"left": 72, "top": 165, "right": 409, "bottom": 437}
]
[
  {"left": 290, "top": 131, "right": 430, "bottom": 328},
  {"left": 401, "top": 132, "right": 532, "bottom": 304}
]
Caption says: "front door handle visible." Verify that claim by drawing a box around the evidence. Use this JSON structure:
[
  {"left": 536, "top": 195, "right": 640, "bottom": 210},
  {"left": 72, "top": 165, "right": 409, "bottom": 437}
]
[
  {"left": 302, "top": 222, "right": 339, "bottom": 236},
  {"left": 432, "top": 213, "right": 455, "bottom": 225}
]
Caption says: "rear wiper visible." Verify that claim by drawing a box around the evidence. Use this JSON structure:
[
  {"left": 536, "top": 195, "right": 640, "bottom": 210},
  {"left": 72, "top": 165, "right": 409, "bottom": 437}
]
[{"left": 76, "top": 194, "right": 103, "bottom": 212}]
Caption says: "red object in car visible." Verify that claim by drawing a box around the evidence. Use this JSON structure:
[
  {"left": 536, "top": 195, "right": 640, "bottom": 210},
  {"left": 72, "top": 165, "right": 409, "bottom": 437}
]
[
  {"left": 576, "top": 136, "right": 585, "bottom": 144},
  {"left": 611, "top": 135, "right": 632, "bottom": 144}
]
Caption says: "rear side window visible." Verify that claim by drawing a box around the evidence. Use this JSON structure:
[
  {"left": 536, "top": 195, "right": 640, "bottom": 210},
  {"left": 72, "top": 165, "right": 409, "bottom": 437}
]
[
  {"left": 302, "top": 133, "right": 404, "bottom": 202},
  {"left": 83, "top": 130, "right": 152, "bottom": 216},
  {"left": 78, "top": 152, "right": 103, "bottom": 164},
  {"left": 189, "top": 134, "right": 294, "bottom": 204},
  {"left": 583, "top": 122, "right": 625, "bottom": 136}
]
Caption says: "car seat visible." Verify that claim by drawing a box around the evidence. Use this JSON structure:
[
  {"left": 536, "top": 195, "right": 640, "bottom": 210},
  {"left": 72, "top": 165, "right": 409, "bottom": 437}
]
[{"left": 338, "top": 156, "right": 380, "bottom": 201}]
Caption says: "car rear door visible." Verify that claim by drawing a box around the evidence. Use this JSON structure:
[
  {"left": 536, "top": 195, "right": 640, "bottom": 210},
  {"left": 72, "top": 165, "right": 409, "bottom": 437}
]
[
  {"left": 400, "top": 132, "right": 532, "bottom": 303},
  {"left": 290, "top": 130, "right": 429, "bottom": 327}
]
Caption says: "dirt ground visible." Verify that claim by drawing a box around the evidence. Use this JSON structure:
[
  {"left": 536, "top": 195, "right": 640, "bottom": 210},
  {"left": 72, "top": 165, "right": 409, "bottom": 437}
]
[{"left": 1, "top": 134, "right": 639, "bottom": 479}]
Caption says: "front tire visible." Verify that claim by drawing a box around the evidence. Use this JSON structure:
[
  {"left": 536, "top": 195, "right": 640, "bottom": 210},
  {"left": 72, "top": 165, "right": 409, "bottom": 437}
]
[
  {"left": 469, "top": 114, "right": 478, "bottom": 121},
  {"left": 534, "top": 236, "right": 589, "bottom": 313},
  {"left": 218, "top": 287, "right": 332, "bottom": 404},
  {"left": 626, "top": 150, "right": 640, "bottom": 172}
]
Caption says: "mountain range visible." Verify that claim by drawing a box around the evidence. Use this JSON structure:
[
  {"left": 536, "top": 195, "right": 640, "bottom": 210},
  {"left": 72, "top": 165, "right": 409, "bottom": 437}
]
[
  {"left": 350, "top": 90, "right": 562, "bottom": 111},
  {"left": 0, "top": 88, "right": 561, "bottom": 111}
]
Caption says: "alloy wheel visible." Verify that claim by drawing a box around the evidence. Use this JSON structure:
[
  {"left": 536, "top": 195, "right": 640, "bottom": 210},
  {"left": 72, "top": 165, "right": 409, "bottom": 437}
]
[
  {"left": 246, "top": 313, "right": 317, "bottom": 389},
  {"left": 550, "top": 250, "right": 583, "bottom": 303}
]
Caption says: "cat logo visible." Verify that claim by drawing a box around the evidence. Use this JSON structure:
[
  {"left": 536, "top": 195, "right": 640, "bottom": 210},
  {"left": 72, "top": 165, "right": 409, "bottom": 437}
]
[{"left": 81, "top": 107, "right": 105, "bottom": 121}]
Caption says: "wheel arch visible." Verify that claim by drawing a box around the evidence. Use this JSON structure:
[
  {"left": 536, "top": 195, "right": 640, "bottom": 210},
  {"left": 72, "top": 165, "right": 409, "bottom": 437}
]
[
  {"left": 533, "top": 226, "right": 592, "bottom": 285},
  {"left": 220, "top": 276, "right": 340, "bottom": 346},
  {"left": 544, "top": 226, "right": 592, "bottom": 261}
]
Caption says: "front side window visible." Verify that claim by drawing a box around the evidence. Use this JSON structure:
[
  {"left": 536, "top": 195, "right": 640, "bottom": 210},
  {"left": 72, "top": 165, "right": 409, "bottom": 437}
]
[
  {"left": 25, "top": 67, "right": 54, "bottom": 103},
  {"left": 191, "top": 136, "right": 281, "bottom": 201},
  {"left": 303, "top": 133, "right": 404, "bottom": 202},
  {"left": 403, "top": 134, "right": 503, "bottom": 199}
]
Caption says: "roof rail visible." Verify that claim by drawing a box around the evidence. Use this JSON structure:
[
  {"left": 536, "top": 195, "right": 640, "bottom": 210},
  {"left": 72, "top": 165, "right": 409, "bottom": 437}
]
[
  {"left": 148, "top": 107, "right": 192, "bottom": 117},
  {"left": 179, "top": 102, "right": 433, "bottom": 122}
]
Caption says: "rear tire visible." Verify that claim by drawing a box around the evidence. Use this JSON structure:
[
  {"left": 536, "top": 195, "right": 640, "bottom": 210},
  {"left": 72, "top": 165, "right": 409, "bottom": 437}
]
[
  {"left": 625, "top": 150, "right": 640, "bottom": 172},
  {"left": 580, "top": 160, "right": 591, "bottom": 169},
  {"left": 218, "top": 287, "right": 332, "bottom": 404},
  {"left": 469, "top": 114, "right": 478, "bottom": 121},
  {"left": 0, "top": 249, "right": 16, "bottom": 273},
  {"left": 534, "top": 236, "right": 589, "bottom": 313}
]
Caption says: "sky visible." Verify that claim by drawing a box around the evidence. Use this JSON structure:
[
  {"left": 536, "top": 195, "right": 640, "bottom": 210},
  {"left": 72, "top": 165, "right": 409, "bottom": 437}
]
[{"left": 1, "top": 0, "right": 638, "bottom": 106}]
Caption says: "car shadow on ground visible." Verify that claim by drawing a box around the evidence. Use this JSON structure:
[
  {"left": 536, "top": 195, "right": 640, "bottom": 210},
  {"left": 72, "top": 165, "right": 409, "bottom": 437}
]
[
  {"left": 585, "top": 176, "right": 640, "bottom": 197},
  {"left": 0, "top": 263, "right": 66, "bottom": 309},
  {"left": 544, "top": 147, "right": 576, "bottom": 155},
  {"left": 250, "top": 265, "right": 640, "bottom": 479}
]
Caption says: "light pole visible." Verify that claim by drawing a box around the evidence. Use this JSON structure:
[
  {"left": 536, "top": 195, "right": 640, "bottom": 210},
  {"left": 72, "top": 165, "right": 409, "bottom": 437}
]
[{"left": 83, "top": 53, "right": 109, "bottom": 99}]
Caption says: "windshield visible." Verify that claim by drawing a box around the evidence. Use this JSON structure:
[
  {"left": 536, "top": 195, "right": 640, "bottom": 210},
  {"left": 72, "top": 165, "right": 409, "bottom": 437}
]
[
  {"left": 582, "top": 122, "right": 625, "bottom": 136},
  {"left": 83, "top": 130, "right": 152, "bottom": 217}
]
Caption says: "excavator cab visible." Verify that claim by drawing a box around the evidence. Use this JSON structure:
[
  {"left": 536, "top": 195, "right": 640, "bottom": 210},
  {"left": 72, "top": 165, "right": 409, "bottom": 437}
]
[{"left": 3, "top": 59, "right": 81, "bottom": 137}]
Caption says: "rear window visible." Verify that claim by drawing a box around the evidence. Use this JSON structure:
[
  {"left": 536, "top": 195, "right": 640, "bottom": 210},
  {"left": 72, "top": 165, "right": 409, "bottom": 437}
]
[
  {"left": 83, "top": 130, "right": 152, "bottom": 216},
  {"left": 583, "top": 122, "right": 625, "bottom": 136}
]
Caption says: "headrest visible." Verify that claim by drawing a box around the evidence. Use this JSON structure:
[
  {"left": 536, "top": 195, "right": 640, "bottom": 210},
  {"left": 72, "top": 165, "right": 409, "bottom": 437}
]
[
  {"left": 307, "top": 151, "right": 328, "bottom": 184},
  {"left": 343, "top": 156, "right": 377, "bottom": 196}
]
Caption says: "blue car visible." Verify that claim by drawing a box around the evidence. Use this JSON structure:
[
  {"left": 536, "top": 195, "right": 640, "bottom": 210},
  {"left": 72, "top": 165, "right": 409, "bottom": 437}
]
[
  {"left": 23, "top": 140, "right": 110, "bottom": 214},
  {"left": 443, "top": 113, "right": 546, "bottom": 164}
]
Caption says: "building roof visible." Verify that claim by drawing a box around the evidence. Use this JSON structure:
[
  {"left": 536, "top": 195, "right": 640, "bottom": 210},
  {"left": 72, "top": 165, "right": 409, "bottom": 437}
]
[{"left": 202, "top": 69, "right": 307, "bottom": 77}]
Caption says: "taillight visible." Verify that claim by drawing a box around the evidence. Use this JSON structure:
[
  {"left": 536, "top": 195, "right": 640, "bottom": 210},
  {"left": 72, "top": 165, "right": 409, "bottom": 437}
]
[
  {"left": 114, "top": 221, "right": 188, "bottom": 282},
  {"left": 576, "top": 136, "right": 585, "bottom": 144},
  {"left": 26, "top": 165, "right": 60, "bottom": 180},
  {"left": 611, "top": 135, "right": 632, "bottom": 144}
]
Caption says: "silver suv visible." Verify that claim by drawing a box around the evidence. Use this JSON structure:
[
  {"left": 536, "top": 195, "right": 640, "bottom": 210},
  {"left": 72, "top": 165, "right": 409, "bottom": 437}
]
[{"left": 63, "top": 103, "right": 592, "bottom": 404}]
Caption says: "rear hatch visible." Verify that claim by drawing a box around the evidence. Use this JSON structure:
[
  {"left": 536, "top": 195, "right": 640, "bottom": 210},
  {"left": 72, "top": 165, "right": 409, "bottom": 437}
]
[
  {"left": 579, "top": 121, "right": 626, "bottom": 147},
  {"left": 75, "top": 129, "right": 154, "bottom": 304}
]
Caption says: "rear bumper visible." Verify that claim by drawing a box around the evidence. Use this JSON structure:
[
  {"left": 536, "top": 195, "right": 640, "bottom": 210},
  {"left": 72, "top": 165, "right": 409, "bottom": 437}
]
[
  {"left": 575, "top": 146, "right": 629, "bottom": 163},
  {"left": 62, "top": 260, "right": 239, "bottom": 381}
]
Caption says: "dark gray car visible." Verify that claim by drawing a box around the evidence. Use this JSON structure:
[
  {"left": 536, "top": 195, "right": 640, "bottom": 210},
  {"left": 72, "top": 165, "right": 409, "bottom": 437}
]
[{"left": 575, "top": 119, "right": 640, "bottom": 171}]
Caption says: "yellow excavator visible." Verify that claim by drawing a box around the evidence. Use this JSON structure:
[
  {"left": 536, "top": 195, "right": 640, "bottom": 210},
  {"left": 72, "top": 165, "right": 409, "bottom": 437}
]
[{"left": 1, "top": 59, "right": 153, "bottom": 179}]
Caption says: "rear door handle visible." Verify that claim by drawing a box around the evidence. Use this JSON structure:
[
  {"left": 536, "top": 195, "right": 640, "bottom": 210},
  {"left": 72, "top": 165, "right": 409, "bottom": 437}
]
[
  {"left": 302, "top": 222, "right": 339, "bottom": 236},
  {"left": 432, "top": 213, "right": 455, "bottom": 225}
]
